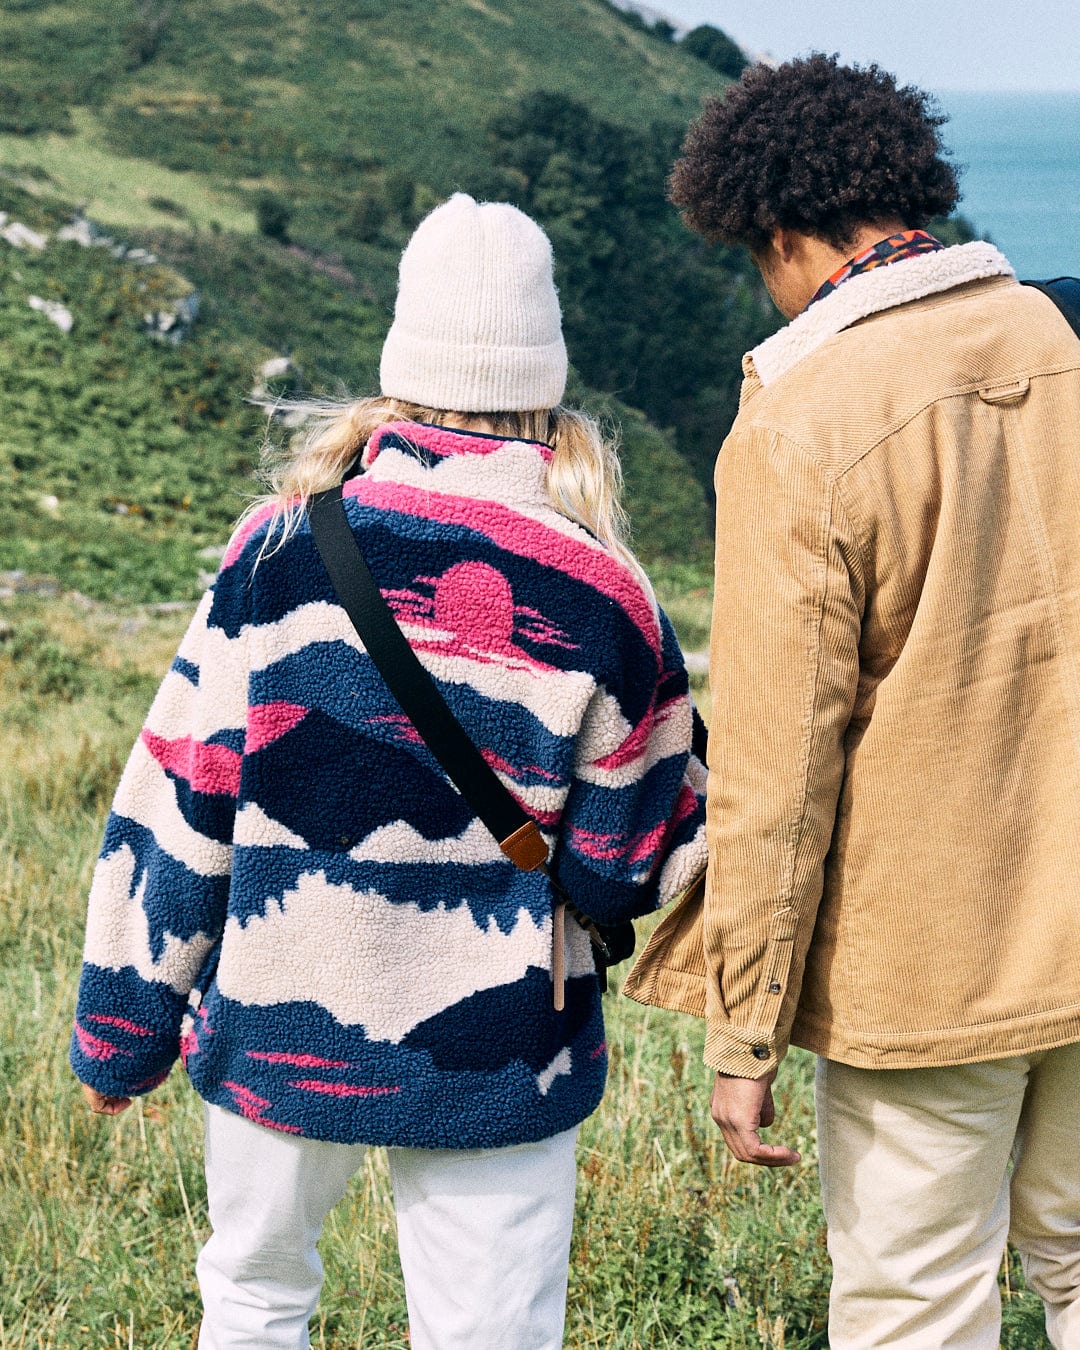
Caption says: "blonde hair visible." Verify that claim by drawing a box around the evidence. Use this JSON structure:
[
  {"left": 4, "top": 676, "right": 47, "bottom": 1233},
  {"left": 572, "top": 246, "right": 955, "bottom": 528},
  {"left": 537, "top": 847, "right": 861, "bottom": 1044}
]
[{"left": 244, "top": 397, "right": 653, "bottom": 599}]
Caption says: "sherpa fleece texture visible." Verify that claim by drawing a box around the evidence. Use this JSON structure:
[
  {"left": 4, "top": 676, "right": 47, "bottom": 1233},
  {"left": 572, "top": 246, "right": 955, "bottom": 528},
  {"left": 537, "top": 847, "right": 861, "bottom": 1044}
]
[
  {"left": 749, "top": 241, "right": 1015, "bottom": 387},
  {"left": 70, "top": 422, "right": 707, "bottom": 1147}
]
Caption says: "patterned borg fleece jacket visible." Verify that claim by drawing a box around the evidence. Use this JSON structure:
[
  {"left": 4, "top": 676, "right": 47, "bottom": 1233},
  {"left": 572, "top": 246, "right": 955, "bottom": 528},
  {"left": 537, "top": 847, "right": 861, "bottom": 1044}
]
[{"left": 71, "top": 421, "right": 707, "bottom": 1147}]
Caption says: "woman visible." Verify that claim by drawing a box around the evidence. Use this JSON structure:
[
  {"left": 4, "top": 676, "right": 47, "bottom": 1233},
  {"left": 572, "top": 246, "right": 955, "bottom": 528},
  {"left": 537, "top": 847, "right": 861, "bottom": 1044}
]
[{"left": 70, "top": 194, "right": 707, "bottom": 1349}]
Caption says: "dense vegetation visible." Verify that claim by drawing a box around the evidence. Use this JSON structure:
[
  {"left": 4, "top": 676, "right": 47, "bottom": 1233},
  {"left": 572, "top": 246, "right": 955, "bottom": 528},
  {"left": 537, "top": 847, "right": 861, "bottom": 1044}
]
[
  {"left": 1, "top": 0, "right": 981, "bottom": 596},
  {"left": 485, "top": 91, "right": 778, "bottom": 488},
  {"left": 0, "top": 599, "right": 1053, "bottom": 1347},
  {"left": 0, "top": 0, "right": 777, "bottom": 602},
  {"left": 0, "top": 176, "right": 712, "bottom": 602}
]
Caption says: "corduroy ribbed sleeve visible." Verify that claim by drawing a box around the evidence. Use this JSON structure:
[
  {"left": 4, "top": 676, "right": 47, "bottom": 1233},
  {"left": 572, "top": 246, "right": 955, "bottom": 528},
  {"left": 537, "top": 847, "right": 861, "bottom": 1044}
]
[{"left": 703, "top": 427, "right": 863, "bottom": 1077}]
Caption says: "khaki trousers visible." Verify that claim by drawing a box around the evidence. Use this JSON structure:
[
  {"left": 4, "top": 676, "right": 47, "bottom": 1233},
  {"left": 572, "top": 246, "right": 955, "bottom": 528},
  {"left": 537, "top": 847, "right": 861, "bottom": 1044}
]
[{"left": 816, "top": 1042, "right": 1080, "bottom": 1348}]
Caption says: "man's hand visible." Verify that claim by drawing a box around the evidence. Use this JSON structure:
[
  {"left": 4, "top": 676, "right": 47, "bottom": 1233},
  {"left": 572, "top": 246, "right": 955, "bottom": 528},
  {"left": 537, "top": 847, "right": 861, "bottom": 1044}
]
[
  {"left": 710, "top": 1069, "right": 800, "bottom": 1167},
  {"left": 81, "top": 1083, "right": 132, "bottom": 1116}
]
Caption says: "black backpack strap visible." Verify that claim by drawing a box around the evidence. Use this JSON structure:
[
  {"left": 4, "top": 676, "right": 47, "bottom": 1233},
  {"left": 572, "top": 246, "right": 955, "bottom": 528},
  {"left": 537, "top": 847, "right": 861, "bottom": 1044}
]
[
  {"left": 1021, "top": 277, "right": 1080, "bottom": 339},
  {"left": 307, "top": 482, "right": 548, "bottom": 872},
  {"left": 691, "top": 706, "right": 709, "bottom": 765},
  {"left": 307, "top": 481, "right": 631, "bottom": 1005}
]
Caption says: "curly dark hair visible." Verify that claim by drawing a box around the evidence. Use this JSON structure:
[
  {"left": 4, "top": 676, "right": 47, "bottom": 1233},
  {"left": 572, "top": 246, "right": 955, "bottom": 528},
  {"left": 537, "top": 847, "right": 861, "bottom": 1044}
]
[{"left": 670, "top": 54, "right": 960, "bottom": 251}]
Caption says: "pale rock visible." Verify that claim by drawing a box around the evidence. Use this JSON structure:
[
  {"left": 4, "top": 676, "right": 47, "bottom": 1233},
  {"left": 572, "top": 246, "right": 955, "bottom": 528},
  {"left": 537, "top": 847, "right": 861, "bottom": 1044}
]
[
  {"left": 250, "top": 354, "right": 303, "bottom": 415},
  {"left": 260, "top": 356, "right": 293, "bottom": 381},
  {"left": 57, "top": 217, "right": 98, "bottom": 248},
  {"left": 27, "top": 295, "right": 74, "bottom": 333},
  {"left": 144, "top": 292, "right": 200, "bottom": 344},
  {"left": 3, "top": 221, "right": 48, "bottom": 250}
]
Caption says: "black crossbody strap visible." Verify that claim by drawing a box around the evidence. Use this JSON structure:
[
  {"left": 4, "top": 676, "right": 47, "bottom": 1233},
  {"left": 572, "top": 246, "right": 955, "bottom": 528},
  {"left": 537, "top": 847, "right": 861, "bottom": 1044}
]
[
  {"left": 1021, "top": 277, "right": 1080, "bottom": 339},
  {"left": 307, "top": 483, "right": 549, "bottom": 872}
]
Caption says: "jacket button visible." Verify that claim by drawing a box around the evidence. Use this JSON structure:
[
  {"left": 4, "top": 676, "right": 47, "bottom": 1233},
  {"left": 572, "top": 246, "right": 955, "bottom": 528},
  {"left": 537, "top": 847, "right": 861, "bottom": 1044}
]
[
  {"left": 768, "top": 981, "right": 781, "bottom": 994},
  {"left": 752, "top": 1045, "right": 770, "bottom": 1061},
  {"left": 340, "top": 835, "right": 351, "bottom": 848}
]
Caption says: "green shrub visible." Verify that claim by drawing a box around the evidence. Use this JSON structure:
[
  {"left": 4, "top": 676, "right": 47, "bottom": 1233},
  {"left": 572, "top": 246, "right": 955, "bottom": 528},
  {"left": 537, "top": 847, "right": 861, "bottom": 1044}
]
[
  {"left": 254, "top": 190, "right": 292, "bottom": 242},
  {"left": 340, "top": 190, "right": 387, "bottom": 243},
  {"left": 682, "top": 25, "right": 748, "bottom": 80},
  {"left": 146, "top": 194, "right": 186, "bottom": 217},
  {"left": 384, "top": 170, "right": 417, "bottom": 226},
  {"left": 123, "top": 0, "right": 176, "bottom": 69},
  {"left": 0, "top": 85, "right": 72, "bottom": 135},
  {"left": 6, "top": 621, "right": 90, "bottom": 701}
]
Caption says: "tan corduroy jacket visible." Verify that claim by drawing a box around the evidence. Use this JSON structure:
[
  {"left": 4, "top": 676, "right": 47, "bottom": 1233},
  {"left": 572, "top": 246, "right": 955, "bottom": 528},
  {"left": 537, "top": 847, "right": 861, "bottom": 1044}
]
[{"left": 624, "top": 243, "right": 1080, "bottom": 1075}]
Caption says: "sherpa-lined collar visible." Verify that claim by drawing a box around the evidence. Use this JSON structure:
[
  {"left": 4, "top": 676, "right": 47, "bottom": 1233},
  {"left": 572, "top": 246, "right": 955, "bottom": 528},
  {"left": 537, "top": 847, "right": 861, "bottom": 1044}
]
[
  {"left": 747, "top": 241, "right": 1015, "bottom": 388},
  {"left": 360, "top": 420, "right": 554, "bottom": 507}
]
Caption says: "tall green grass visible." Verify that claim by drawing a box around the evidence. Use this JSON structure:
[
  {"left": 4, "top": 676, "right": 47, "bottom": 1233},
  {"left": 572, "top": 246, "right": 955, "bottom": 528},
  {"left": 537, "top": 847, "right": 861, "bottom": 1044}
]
[{"left": 0, "top": 595, "right": 1051, "bottom": 1347}]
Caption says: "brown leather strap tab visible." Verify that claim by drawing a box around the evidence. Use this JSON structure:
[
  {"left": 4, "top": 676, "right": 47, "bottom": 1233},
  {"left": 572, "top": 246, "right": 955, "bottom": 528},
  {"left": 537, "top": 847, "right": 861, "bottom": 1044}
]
[
  {"left": 552, "top": 902, "right": 566, "bottom": 1011},
  {"left": 499, "top": 820, "right": 549, "bottom": 871}
]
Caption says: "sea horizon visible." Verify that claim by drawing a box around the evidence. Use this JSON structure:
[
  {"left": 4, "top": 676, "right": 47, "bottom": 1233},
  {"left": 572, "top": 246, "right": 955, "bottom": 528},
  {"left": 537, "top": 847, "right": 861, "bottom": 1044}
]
[{"left": 933, "top": 88, "right": 1079, "bottom": 278}]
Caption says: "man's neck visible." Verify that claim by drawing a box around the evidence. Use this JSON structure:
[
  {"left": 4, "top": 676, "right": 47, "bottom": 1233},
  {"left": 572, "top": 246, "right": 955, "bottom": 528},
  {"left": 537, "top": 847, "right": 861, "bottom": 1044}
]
[
  {"left": 760, "top": 220, "right": 909, "bottom": 319},
  {"left": 809, "top": 220, "right": 912, "bottom": 292}
]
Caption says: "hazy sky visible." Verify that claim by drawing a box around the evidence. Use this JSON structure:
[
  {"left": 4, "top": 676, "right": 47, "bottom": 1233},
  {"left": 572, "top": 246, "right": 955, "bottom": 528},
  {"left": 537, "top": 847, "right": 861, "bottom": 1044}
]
[{"left": 657, "top": 1, "right": 1080, "bottom": 92}]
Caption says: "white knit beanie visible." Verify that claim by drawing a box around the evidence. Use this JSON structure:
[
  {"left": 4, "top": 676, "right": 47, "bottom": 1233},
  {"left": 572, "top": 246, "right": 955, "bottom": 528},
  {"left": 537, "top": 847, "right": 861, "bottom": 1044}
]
[{"left": 379, "top": 193, "right": 568, "bottom": 412}]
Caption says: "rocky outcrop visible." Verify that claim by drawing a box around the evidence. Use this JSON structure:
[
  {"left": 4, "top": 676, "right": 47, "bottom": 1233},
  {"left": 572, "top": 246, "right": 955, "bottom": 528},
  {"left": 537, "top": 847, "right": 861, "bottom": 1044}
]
[
  {"left": 0, "top": 570, "right": 61, "bottom": 599},
  {"left": 3, "top": 210, "right": 199, "bottom": 343},
  {"left": 0, "top": 215, "right": 48, "bottom": 250},
  {"left": 27, "top": 295, "right": 74, "bottom": 333},
  {"left": 143, "top": 291, "right": 199, "bottom": 344}
]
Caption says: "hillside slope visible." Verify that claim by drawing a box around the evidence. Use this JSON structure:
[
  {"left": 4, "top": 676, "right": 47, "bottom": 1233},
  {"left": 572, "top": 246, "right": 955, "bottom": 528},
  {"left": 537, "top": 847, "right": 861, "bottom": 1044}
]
[
  {"left": 0, "top": 0, "right": 719, "bottom": 224},
  {"left": 0, "top": 179, "right": 712, "bottom": 602},
  {"left": 0, "top": 0, "right": 774, "bottom": 601}
]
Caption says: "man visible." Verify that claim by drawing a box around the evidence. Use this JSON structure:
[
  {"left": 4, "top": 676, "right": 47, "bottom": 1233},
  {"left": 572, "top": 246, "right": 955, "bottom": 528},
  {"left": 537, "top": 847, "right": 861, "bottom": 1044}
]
[{"left": 624, "top": 54, "right": 1080, "bottom": 1347}]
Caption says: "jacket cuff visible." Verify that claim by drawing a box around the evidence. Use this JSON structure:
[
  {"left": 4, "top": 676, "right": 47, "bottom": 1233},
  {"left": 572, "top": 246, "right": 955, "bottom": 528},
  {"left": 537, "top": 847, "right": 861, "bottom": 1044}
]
[
  {"left": 703, "top": 1020, "right": 785, "bottom": 1078},
  {"left": 70, "top": 1035, "right": 175, "bottom": 1099}
]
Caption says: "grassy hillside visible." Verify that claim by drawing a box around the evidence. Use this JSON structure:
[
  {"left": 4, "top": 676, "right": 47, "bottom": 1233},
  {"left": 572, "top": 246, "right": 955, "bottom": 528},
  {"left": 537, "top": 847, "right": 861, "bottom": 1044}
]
[
  {"left": 0, "top": 1, "right": 716, "bottom": 175},
  {"left": 0, "top": 595, "right": 1054, "bottom": 1347},
  {"left": 0, "top": 0, "right": 723, "bottom": 268},
  {"left": 0, "top": 176, "right": 712, "bottom": 603},
  {"left": 1, "top": 0, "right": 742, "bottom": 602}
]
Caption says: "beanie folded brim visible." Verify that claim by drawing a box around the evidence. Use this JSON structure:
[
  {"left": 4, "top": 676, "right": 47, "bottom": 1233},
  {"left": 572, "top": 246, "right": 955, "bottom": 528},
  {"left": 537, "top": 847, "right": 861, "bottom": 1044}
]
[{"left": 380, "top": 330, "right": 568, "bottom": 413}]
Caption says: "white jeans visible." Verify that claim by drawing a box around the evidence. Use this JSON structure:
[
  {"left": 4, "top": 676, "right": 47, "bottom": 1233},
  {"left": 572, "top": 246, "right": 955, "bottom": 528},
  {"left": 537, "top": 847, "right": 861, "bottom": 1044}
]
[
  {"left": 196, "top": 1104, "right": 578, "bottom": 1350},
  {"left": 817, "top": 1041, "right": 1080, "bottom": 1348}
]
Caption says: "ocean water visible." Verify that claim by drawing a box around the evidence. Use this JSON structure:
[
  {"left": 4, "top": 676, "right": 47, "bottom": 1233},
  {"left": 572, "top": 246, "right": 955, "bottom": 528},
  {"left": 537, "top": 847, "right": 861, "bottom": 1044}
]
[{"left": 934, "top": 90, "right": 1080, "bottom": 279}]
